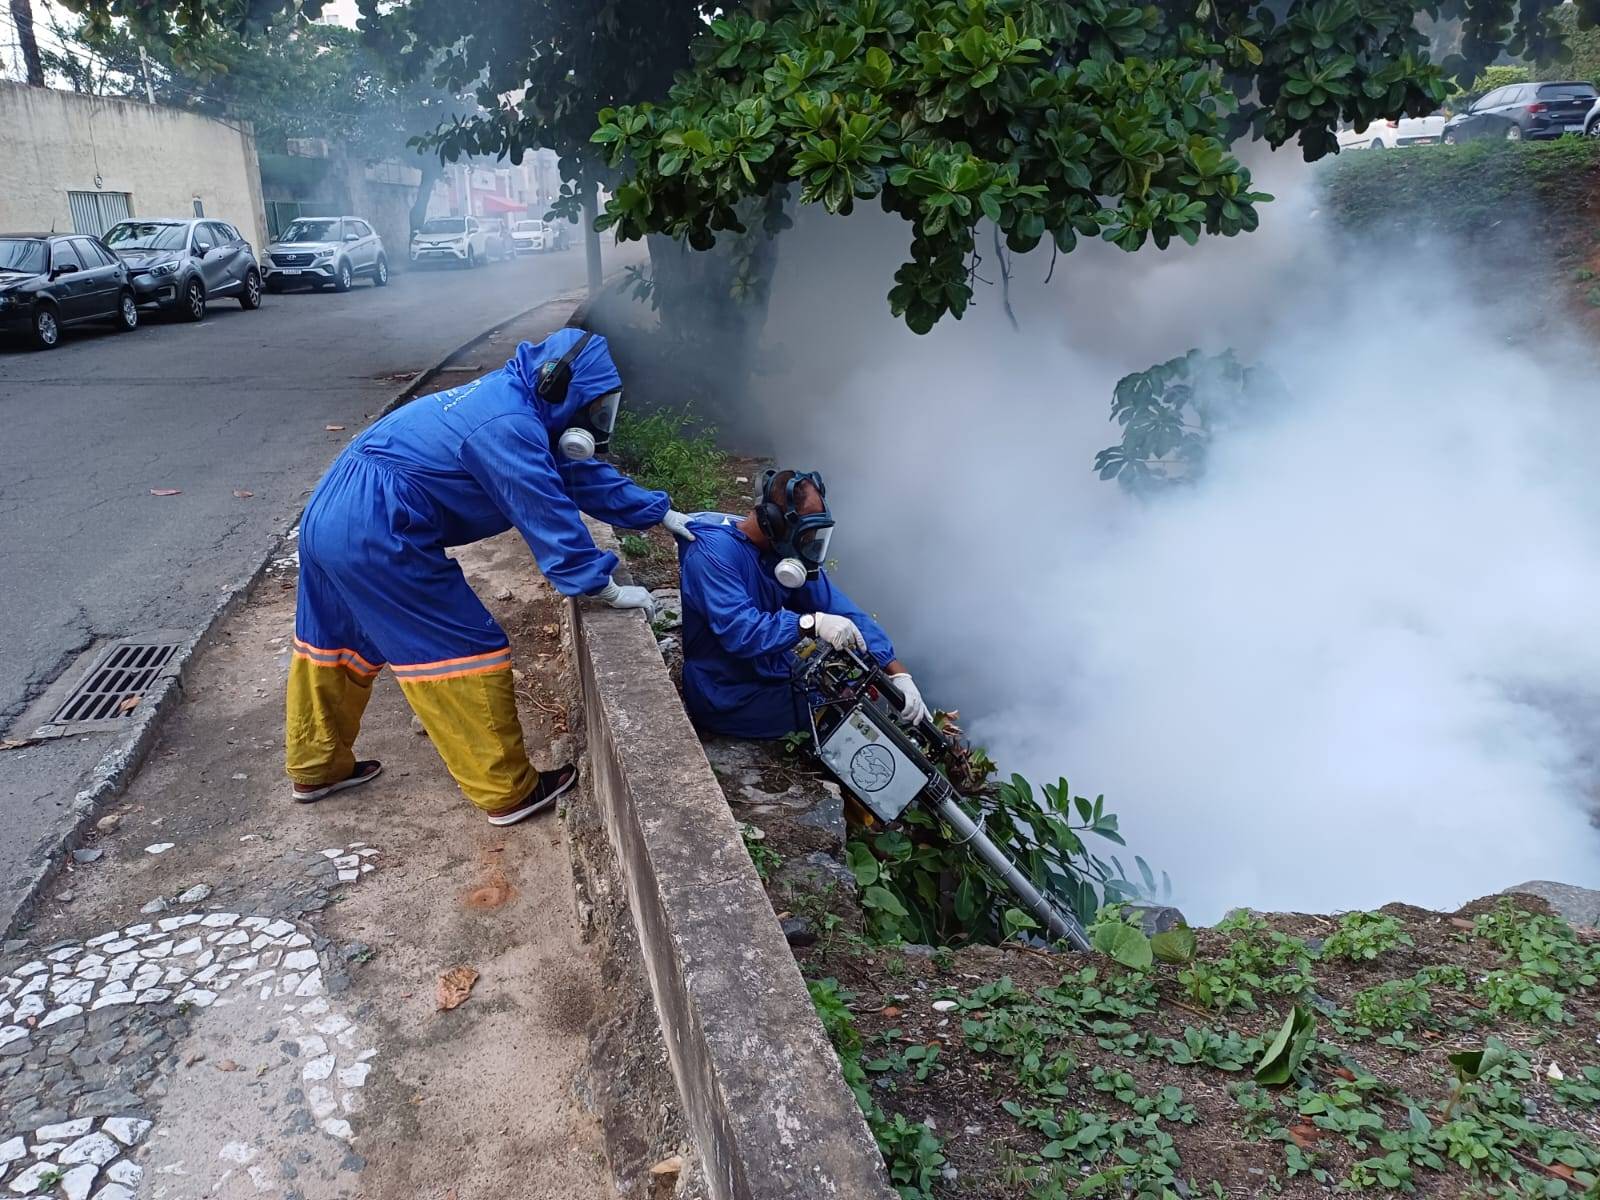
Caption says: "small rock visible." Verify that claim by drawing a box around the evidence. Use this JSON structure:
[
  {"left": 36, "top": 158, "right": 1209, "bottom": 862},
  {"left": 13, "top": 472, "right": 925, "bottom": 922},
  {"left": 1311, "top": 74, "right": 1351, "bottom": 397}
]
[
  {"left": 72, "top": 848, "right": 103, "bottom": 864},
  {"left": 140, "top": 897, "right": 170, "bottom": 914},
  {"left": 780, "top": 917, "right": 816, "bottom": 948},
  {"left": 145, "top": 843, "right": 174, "bottom": 855},
  {"left": 177, "top": 884, "right": 212, "bottom": 904},
  {"left": 95, "top": 813, "right": 121, "bottom": 833},
  {"left": 649, "top": 1155, "right": 684, "bottom": 1180},
  {"left": 60, "top": 1163, "right": 98, "bottom": 1200},
  {"left": 493, "top": 587, "right": 514, "bottom": 601},
  {"left": 56, "top": 889, "right": 76, "bottom": 903},
  {"left": 931, "top": 999, "right": 958, "bottom": 1013}
]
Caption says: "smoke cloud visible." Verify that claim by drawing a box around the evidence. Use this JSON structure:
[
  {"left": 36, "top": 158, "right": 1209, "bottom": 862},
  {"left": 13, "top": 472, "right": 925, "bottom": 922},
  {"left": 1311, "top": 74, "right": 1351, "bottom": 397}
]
[{"left": 744, "top": 150, "right": 1600, "bottom": 921}]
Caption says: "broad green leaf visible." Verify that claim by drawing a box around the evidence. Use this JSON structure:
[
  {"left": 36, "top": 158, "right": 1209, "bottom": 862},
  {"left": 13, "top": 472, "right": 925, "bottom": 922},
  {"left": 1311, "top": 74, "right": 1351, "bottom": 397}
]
[
  {"left": 1150, "top": 925, "right": 1197, "bottom": 964},
  {"left": 863, "top": 885, "right": 909, "bottom": 917},
  {"left": 1254, "top": 1005, "right": 1317, "bottom": 1085},
  {"left": 1092, "top": 921, "right": 1153, "bottom": 969}
]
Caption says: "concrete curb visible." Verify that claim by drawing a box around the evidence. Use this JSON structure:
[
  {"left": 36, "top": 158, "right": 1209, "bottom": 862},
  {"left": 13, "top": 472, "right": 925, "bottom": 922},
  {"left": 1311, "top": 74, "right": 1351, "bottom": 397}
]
[
  {"left": 3, "top": 288, "right": 593, "bottom": 940},
  {"left": 570, "top": 527, "right": 895, "bottom": 1200}
]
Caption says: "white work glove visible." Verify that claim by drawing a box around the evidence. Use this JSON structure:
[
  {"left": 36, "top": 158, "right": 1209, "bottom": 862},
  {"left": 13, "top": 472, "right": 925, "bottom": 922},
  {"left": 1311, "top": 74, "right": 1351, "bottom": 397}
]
[
  {"left": 887, "top": 673, "right": 931, "bottom": 726},
  {"left": 594, "top": 578, "right": 657, "bottom": 621},
  {"left": 661, "top": 509, "right": 697, "bottom": 542},
  {"left": 813, "top": 612, "right": 866, "bottom": 652}
]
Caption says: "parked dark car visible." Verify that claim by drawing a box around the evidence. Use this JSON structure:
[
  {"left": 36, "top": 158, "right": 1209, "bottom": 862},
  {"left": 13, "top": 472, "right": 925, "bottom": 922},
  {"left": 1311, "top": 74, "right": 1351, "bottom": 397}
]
[
  {"left": 0, "top": 233, "right": 139, "bottom": 349},
  {"left": 1443, "top": 81, "right": 1598, "bottom": 143},
  {"left": 104, "top": 218, "right": 262, "bottom": 320}
]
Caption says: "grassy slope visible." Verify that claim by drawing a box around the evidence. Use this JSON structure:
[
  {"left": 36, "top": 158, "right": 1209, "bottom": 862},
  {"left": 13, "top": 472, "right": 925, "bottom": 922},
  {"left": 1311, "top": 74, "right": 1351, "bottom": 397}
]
[{"left": 797, "top": 896, "right": 1600, "bottom": 1200}]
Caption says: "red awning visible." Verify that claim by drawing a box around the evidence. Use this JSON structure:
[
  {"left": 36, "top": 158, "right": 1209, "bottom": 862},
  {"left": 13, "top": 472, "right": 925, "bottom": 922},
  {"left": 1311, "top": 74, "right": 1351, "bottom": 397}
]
[{"left": 476, "top": 192, "right": 525, "bottom": 214}]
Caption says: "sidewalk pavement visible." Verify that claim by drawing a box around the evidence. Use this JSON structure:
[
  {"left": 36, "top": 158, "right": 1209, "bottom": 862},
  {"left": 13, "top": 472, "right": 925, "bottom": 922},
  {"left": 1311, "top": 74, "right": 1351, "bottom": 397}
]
[{"left": 0, "top": 310, "right": 622, "bottom": 1200}]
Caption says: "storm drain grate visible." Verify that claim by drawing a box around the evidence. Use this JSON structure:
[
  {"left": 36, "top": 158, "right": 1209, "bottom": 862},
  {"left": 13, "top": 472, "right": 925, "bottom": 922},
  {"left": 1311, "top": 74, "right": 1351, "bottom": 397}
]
[{"left": 49, "top": 640, "right": 183, "bottom": 726}]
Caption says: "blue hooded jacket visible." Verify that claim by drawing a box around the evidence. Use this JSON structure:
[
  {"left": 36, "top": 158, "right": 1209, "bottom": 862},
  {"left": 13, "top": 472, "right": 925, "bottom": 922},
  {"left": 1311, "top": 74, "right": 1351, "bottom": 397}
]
[
  {"left": 677, "top": 513, "right": 894, "bottom": 738},
  {"left": 335, "top": 328, "right": 668, "bottom": 596}
]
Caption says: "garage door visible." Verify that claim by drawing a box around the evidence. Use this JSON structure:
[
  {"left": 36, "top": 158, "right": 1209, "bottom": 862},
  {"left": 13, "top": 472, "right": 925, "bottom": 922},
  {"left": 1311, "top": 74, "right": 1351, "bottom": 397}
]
[{"left": 67, "top": 190, "right": 134, "bottom": 237}]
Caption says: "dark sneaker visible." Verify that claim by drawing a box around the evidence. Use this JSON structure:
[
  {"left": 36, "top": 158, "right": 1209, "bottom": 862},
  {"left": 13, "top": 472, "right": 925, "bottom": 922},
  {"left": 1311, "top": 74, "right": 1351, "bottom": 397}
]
[
  {"left": 291, "top": 760, "right": 383, "bottom": 804},
  {"left": 485, "top": 765, "right": 578, "bottom": 826}
]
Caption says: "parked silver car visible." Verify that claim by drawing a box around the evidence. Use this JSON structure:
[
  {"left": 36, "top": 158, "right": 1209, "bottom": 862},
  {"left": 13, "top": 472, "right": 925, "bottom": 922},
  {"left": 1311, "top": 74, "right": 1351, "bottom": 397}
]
[
  {"left": 104, "top": 218, "right": 262, "bottom": 321},
  {"left": 262, "top": 216, "right": 388, "bottom": 293}
]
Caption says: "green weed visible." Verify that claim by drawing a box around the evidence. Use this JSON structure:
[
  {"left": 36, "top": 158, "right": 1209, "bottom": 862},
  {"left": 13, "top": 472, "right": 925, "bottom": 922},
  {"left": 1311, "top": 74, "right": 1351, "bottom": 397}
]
[
  {"left": 610, "top": 408, "right": 727, "bottom": 512},
  {"left": 1319, "top": 911, "right": 1412, "bottom": 962}
]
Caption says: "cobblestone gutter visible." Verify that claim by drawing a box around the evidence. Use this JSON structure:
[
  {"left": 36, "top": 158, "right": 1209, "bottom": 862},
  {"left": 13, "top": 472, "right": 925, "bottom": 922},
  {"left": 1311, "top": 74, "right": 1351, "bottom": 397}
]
[{"left": 569, "top": 528, "right": 894, "bottom": 1200}]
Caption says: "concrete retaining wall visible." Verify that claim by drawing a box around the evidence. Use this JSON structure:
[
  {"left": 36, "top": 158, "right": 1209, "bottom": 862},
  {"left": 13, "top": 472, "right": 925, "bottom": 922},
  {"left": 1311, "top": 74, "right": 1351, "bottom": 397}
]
[{"left": 570, "top": 553, "right": 894, "bottom": 1200}]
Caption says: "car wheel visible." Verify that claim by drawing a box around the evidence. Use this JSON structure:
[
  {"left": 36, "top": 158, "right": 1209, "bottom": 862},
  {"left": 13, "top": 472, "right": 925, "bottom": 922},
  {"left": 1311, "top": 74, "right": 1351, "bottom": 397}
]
[
  {"left": 31, "top": 304, "right": 61, "bottom": 350},
  {"left": 1506, "top": 124, "right": 1523, "bottom": 141},
  {"left": 334, "top": 261, "right": 353, "bottom": 292},
  {"left": 115, "top": 290, "right": 139, "bottom": 331},
  {"left": 1588, "top": 121, "right": 1600, "bottom": 139},
  {"left": 182, "top": 277, "right": 206, "bottom": 322},
  {"left": 1443, "top": 131, "right": 1457, "bottom": 145},
  {"left": 373, "top": 256, "right": 389, "bottom": 287},
  {"left": 1369, "top": 139, "right": 1385, "bottom": 149},
  {"left": 239, "top": 269, "right": 263, "bottom": 310}
]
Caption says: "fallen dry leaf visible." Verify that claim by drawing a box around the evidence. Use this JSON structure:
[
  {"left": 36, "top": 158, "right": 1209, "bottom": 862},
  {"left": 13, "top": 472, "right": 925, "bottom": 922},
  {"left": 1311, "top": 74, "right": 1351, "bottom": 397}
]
[
  {"left": 149, "top": 488, "right": 182, "bottom": 497},
  {"left": 117, "top": 695, "right": 141, "bottom": 714},
  {"left": 879, "top": 1006, "right": 902, "bottom": 1018},
  {"left": 1450, "top": 917, "right": 1475, "bottom": 930},
  {"left": 435, "top": 965, "right": 479, "bottom": 1011},
  {"left": 1288, "top": 1123, "right": 1323, "bottom": 1149},
  {"left": 232, "top": 489, "right": 254, "bottom": 499},
  {"left": 1552, "top": 1164, "right": 1576, "bottom": 1181},
  {"left": 0, "top": 738, "right": 40, "bottom": 751},
  {"left": 1331, "top": 1066, "right": 1356, "bottom": 1082},
  {"left": 325, "top": 424, "right": 346, "bottom": 432},
  {"left": 217, "top": 1059, "right": 240, "bottom": 1072}
]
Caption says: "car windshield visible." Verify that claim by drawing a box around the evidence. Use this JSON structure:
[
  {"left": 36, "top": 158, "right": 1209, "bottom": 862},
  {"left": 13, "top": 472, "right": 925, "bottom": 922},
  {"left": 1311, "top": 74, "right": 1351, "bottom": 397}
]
[
  {"left": 281, "top": 219, "right": 341, "bottom": 243},
  {"left": 515, "top": 221, "right": 541, "bottom": 232},
  {"left": 420, "top": 218, "right": 465, "bottom": 235},
  {"left": 1538, "top": 83, "right": 1597, "bottom": 100},
  {"left": 104, "top": 222, "right": 188, "bottom": 251},
  {"left": 0, "top": 239, "right": 47, "bottom": 274}
]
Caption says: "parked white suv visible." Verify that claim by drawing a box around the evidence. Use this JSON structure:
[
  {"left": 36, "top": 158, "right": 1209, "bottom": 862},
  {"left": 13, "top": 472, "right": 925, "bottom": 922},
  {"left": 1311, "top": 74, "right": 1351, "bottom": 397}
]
[
  {"left": 262, "top": 216, "right": 388, "bottom": 292},
  {"left": 411, "top": 216, "right": 487, "bottom": 268}
]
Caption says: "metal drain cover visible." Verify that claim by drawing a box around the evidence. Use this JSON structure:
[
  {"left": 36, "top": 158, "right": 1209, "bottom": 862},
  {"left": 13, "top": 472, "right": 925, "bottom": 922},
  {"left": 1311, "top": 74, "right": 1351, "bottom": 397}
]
[{"left": 30, "top": 635, "right": 187, "bottom": 736}]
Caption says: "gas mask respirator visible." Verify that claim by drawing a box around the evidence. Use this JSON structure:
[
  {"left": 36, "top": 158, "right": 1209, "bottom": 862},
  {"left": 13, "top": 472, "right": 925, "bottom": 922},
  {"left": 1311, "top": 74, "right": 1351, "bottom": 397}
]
[
  {"left": 535, "top": 331, "right": 622, "bottom": 460},
  {"left": 754, "top": 469, "right": 835, "bottom": 589}
]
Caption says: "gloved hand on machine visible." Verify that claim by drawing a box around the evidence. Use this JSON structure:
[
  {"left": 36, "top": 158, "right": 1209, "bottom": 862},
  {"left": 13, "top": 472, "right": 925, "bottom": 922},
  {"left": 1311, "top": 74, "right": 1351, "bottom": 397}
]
[{"left": 672, "top": 467, "right": 937, "bottom": 739}]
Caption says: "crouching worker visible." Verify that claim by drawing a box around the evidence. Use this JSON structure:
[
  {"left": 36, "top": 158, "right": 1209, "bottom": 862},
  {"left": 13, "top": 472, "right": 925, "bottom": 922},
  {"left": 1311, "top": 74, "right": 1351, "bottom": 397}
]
[
  {"left": 677, "top": 469, "right": 931, "bottom": 738},
  {"left": 285, "top": 328, "right": 698, "bottom": 825}
]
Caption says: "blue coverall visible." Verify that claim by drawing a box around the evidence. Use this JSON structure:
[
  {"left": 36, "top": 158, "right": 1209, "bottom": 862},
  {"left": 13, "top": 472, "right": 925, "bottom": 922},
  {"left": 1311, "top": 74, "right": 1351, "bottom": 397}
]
[
  {"left": 286, "top": 328, "right": 667, "bottom": 810},
  {"left": 677, "top": 514, "right": 894, "bottom": 739}
]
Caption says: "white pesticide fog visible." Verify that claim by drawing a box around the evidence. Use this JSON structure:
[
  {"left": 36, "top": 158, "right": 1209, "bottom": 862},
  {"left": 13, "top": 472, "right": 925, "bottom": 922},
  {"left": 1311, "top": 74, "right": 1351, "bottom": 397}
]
[{"left": 748, "top": 152, "right": 1600, "bottom": 921}]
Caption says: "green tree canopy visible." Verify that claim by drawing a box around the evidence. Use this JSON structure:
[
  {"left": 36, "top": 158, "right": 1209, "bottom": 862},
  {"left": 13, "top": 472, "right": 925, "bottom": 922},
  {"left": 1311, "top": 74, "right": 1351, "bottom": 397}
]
[
  {"left": 64, "top": 0, "right": 1600, "bottom": 332},
  {"left": 584, "top": 0, "right": 1596, "bottom": 332}
]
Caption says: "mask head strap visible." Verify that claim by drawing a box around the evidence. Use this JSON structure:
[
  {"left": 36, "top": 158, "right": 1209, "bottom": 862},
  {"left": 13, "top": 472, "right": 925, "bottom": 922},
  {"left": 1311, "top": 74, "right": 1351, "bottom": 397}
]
[
  {"left": 755, "top": 469, "right": 833, "bottom": 576},
  {"left": 535, "top": 331, "right": 595, "bottom": 406}
]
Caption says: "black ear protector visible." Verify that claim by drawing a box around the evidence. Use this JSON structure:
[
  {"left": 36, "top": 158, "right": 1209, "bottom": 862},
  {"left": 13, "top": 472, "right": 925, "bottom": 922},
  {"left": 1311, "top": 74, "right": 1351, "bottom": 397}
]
[
  {"left": 754, "top": 469, "right": 827, "bottom": 542},
  {"left": 535, "top": 331, "right": 595, "bottom": 405}
]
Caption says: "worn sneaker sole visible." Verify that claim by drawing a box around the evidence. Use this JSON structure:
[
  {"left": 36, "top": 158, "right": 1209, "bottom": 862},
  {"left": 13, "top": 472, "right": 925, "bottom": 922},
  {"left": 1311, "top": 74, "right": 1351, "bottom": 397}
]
[
  {"left": 291, "top": 762, "right": 383, "bottom": 804},
  {"left": 485, "top": 769, "right": 578, "bottom": 826}
]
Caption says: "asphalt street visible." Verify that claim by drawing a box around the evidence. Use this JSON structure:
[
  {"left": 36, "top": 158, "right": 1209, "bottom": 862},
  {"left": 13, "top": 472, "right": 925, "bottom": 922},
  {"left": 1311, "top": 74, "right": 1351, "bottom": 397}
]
[{"left": 0, "top": 245, "right": 625, "bottom": 931}]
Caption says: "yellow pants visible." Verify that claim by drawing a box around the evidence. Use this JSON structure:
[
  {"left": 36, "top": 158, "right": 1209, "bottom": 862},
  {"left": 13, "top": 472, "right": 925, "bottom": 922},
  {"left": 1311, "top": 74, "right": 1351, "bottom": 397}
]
[{"left": 285, "top": 645, "right": 537, "bottom": 812}]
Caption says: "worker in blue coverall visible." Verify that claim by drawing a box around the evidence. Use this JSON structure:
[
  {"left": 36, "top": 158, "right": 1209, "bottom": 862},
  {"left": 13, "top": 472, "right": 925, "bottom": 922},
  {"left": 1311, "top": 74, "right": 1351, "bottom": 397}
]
[
  {"left": 285, "top": 328, "right": 697, "bottom": 826},
  {"left": 677, "top": 469, "right": 932, "bottom": 738}
]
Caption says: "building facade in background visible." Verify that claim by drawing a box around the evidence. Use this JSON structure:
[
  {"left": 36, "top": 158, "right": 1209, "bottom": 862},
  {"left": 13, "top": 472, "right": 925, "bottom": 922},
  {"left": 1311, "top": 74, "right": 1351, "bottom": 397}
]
[{"left": 0, "top": 82, "right": 269, "bottom": 249}]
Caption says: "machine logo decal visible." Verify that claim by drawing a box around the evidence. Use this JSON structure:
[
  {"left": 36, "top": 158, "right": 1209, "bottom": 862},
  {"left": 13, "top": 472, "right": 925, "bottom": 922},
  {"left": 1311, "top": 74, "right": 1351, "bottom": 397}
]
[{"left": 849, "top": 743, "right": 896, "bottom": 792}]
